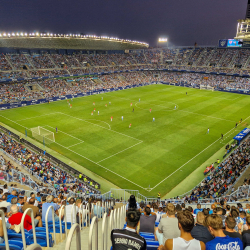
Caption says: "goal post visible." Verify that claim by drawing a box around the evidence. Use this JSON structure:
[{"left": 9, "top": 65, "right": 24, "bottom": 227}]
[
  {"left": 200, "top": 84, "right": 214, "bottom": 91},
  {"left": 31, "top": 126, "right": 55, "bottom": 145}
]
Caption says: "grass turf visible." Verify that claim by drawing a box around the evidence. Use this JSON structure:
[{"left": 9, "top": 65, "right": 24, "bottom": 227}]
[{"left": 0, "top": 84, "right": 250, "bottom": 197}]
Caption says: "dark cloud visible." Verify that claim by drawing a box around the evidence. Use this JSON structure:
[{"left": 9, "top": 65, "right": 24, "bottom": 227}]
[{"left": 0, "top": 0, "right": 247, "bottom": 46}]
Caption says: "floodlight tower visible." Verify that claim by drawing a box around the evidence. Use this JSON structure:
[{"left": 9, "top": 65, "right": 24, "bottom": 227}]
[{"left": 235, "top": 0, "right": 250, "bottom": 41}]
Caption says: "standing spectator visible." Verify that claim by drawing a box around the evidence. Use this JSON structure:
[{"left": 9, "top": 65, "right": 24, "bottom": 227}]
[
  {"left": 156, "top": 203, "right": 180, "bottom": 246},
  {"left": 8, "top": 204, "right": 32, "bottom": 231},
  {"left": 111, "top": 209, "right": 146, "bottom": 250},
  {"left": 139, "top": 207, "right": 156, "bottom": 234},
  {"left": 191, "top": 212, "right": 214, "bottom": 243},
  {"left": 194, "top": 204, "right": 202, "bottom": 215},
  {"left": 241, "top": 216, "right": 250, "bottom": 248},
  {"left": 223, "top": 216, "right": 242, "bottom": 240},
  {"left": 161, "top": 210, "right": 205, "bottom": 250},
  {"left": 204, "top": 214, "right": 243, "bottom": 250}
]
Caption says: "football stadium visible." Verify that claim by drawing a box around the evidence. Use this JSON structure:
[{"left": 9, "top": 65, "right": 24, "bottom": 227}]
[{"left": 1, "top": 1, "right": 250, "bottom": 250}]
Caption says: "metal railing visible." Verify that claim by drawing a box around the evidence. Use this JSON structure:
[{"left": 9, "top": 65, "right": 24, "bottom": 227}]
[
  {"left": 59, "top": 205, "right": 67, "bottom": 240},
  {"left": 102, "top": 213, "right": 108, "bottom": 250},
  {"left": 21, "top": 208, "right": 37, "bottom": 249},
  {"left": 0, "top": 210, "right": 9, "bottom": 250},
  {"left": 89, "top": 216, "right": 98, "bottom": 250},
  {"left": 25, "top": 244, "right": 42, "bottom": 250},
  {"left": 65, "top": 224, "right": 81, "bottom": 250},
  {"left": 45, "top": 205, "right": 56, "bottom": 247}
]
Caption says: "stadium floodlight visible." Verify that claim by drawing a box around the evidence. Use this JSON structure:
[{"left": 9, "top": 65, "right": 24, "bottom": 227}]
[
  {"left": 16, "top": 32, "right": 19, "bottom": 36},
  {"left": 36, "top": 32, "right": 39, "bottom": 36},
  {"left": 12, "top": 32, "right": 15, "bottom": 36},
  {"left": 3, "top": 33, "right": 6, "bottom": 37},
  {"left": 158, "top": 38, "right": 168, "bottom": 42},
  {"left": 8, "top": 33, "right": 11, "bottom": 37},
  {"left": 25, "top": 33, "right": 28, "bottom": 36},
  {"left": 0, "top": 34, "right": 2, "bottom": 37}
]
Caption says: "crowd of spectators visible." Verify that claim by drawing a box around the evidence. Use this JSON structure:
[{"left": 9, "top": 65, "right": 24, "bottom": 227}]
[
  {"left": 182, "top": 138, "right": 250, "bottom": 202},
  {"left": 0, "top": 131, "right": 100, "bottom": 195}
]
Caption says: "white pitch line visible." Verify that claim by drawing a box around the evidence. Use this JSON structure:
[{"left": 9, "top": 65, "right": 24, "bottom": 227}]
[
  {"left": 44, "top": 125, "right": 84, "bottom": 143},
  {"left": 178, "top": 109, "right": 235, "bottom": 122},
  {"left": 97, "top": 141, "right": 143, "bottom": 163},
  {"left": 0, "top": 114, "right": 146, "bottom": 190},
  {"left": 16, "top": 112, "right": 61, "bottom": 121},
  {"left": 58, "top": 112, "right": 143, "bottom": 142},
  {"left": 150, "top": 114, "right": 250, "bottom": 191},
  {"left": 67, "top": 141, "right": 84, "bottom": 148}
]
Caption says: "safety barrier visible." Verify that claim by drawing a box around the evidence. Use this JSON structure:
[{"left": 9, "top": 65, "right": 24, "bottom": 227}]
[
  {"left": 59, "top": 205, "right": 67, "bottom": 240},
  {"left": 65, "top": 224, "right": 81, "bottom": 250},
  {"left": 0, "top": 210, "right": 9, "bottom": 250},
  {"left": 21, "top": 208, "right": 37, "bottom": 249},
  {"left": 45, "top": 205, "right": 56, "bottom": 247},
  {"left": 89, "top": 216, "right": 98, "bottom": 250},
  {"left": 25, "top": 244, "right": 42, "bottom": 250},
  {"left": 102, "top": 213, "right": 108, "bottom": 250}
]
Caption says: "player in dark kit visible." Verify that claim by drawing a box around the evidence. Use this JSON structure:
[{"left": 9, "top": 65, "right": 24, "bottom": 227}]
[{"left": 111, "top": 196, "right": 146, "bottom": 250}]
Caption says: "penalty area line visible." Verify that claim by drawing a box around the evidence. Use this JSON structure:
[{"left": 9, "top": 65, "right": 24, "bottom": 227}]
[{"left": 0, "top": 114, "right": 147, "bottom": 190}]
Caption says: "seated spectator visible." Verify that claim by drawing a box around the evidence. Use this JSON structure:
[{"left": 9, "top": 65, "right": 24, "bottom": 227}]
[
  {"left": 162, "top": 210, "right": 205, "bottom": 250},
  {"left": 223, "top": 216, "right": 242, "bottom": 240},
  {"left": 156, "top": 203, "right": 180, "bottom": 246},
  {"left": 6, "top": 190, "right": 17, "bottom": 203},
  {"left": 22, "top": 198, "right": 42, "bottom": 227},
  {"left": 111, "top": 209, "right": 146, "bottom": 250},
  {"left": 42, "top": 195, "right": 63, "bottom": 222},
  {"left": 191, "top": 212, "right": 214, "bottom": 243},
  {"left": 8, "top": 204, "right": 32, "bottom": 231},
  {"left": 64, "top": 197, "right": 78, "bottom": 224},
  {"left": 139, "top": 206, "right": 156, "bottom": 234},
  {"left": 0, "top": 207, "right": 20, "bottom": 241},
  {"left": 204, "top": 214, "right": 243, "bottom": 250}
]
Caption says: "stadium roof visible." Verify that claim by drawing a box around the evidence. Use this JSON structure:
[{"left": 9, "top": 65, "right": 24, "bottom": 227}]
[{"left": 0, "top": 32, "right": 149, "bottom": 50}]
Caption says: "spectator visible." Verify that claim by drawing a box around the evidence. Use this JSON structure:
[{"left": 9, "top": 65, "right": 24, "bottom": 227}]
[
  {"left": 156, "top": 203, "right": 180, "bottom": 246},
  {"left": 194, "top": 204, "right": 202, "bottom": 215},
  {"left": 139, "top": 206, "right": 156, "bottom": 234},
  {"left": 223, "top": 216, "right": 242, "bottom": 240},
  {"left": 64, "top": 197, "right": 78, "bottom": 224},
  {"left": 204, "top": 214, "right": 243, "bottom": 250},
  {"left": 8, "top": 204, "right": 32, "bottom": 231},
  {"left": 241, "top": 215, "right": 250, "bottom": 248},
  {"left": 111, "top": 209, "right": 146, "bottom": 250},
  {"left": 22, "top": 198, "right": 42, "bottom": 227},
  {"left": 162, "top": 210, "right": 205, "bottom": 250},
  {"left": 42, "top": 195, "right": 63, "bottom": 222},
  {"left": 191, "top": 212, "right": 214, "bottom": 243}
]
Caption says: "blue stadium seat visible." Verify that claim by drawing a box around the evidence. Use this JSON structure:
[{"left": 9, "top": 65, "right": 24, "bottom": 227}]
[
  {"left": 7, "top": 233, "right": 30, "bottom": 245},
  {"left": 146, "top": 240, "right": 159, "bottom": 250},
  {"left": 155, "top": 222, "right": 159, "bottom": 227},
  {"left": 0, "top": 244, "right": 23, "bottom": 250},
  {"left": 8, "top": 240, "right": 24, "bottom": 248},
  {"left": 49, "top": 224, "right": 65, "bottom": 233},
  {"left": 28, "top": 233, "right": 53, "bottom": 247},
  {"left": 140, "top": 232, "right": 155, "bottom": 241}
]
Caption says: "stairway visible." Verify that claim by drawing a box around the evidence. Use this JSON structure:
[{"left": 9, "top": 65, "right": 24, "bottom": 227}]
[
  {"left": 48, "top": 54, "right": 59, "bottom": 68},
  {"left": 193, "top": 49, "right": 206, "bottom": 67},
  {"left": 228, "top": 50, "right": 239, "bottom": 68},
  {"left": 24, "top": 54, "right": 36, "bottom": 69},
  {"left": 204, "top": 48, "right": 216, "bottom": 66},
  {"left": 4, "top": 55, "right": 15, "bottom": 70},
  {"left": 243, "top": 54, "right": 250, "bottom": 69},
  {"left": 52, "top": 219, "right": 104, "bottom": 250}
]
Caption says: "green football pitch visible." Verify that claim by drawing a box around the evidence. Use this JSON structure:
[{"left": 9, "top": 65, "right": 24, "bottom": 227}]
[{"left": 1, "top": 84, "right": 250, "bottom": 197}]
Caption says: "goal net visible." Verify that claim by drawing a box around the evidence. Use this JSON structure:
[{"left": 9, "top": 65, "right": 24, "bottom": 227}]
[
  {"left": 31, "top": 126, "right": 55, "bottom": 145},
  {"left": 200, "top": 85, "right": 214, "bottom": 91}
]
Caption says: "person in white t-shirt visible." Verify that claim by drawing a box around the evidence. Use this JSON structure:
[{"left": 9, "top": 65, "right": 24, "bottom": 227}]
[
  {"left": 160, "top": 210, "right": 205, "bottom": 250},
  {"left": 64, "top": 197, "right": 79, "bottom": 224}
]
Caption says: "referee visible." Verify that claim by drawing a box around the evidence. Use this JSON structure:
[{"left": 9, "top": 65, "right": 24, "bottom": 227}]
[{"left": 111, "top": 209, "right": 146, "bottom": 250}]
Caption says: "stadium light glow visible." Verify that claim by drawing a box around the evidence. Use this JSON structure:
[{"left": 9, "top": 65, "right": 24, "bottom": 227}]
[
  {"left": 0, "top": 30, "right": 149, "bottom": 46},
  {"left": 158, "top": 38, "right": 168, "bottom": 42}
]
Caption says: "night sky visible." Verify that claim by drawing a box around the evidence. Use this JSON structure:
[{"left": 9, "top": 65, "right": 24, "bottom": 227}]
[{"left": 0, "top": 0, "right": 247, "bottom": 47}]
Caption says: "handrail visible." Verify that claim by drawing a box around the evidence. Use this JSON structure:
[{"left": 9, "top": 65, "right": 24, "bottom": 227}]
[
  {"left": 65, "top": 224, "right": 81, "bottom": 250},
  {"left": 45, "top": 205, "right": 56, "bottom": 247},
  {"left": 102, "top": 213, "right": 107, "bottom": 250},
  {"left": 79, "top": 204, "right": 83, "bottom": 230},
  {"left": 0, "top": 210, "right": 9, "bottom": 250},
  {"left": 21, "top": 208, "right": 37, "bottom": 249},
  {"left": 117, "top": 208, "right": 120, "bottom": 229},
  {"left": 86, "top": 203, "right": 90, "bottom": 226},
  {"left": 88, "top": 216, "right": 98, "bottom": 250},
  {"left": 108, "top": 210, "right": 114, "bottom": 250},
  {"left": 59, "top": 204, "right": 67, "bottom": 240},
  {"left": 71, "top": 203, "right": 77, "bottom": 227},
  {"left": 113, "top": 209, "right": 117, "bottom": 229},
  {"left": 25, "top": 244, "right": 42, "bottom": 250}
]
